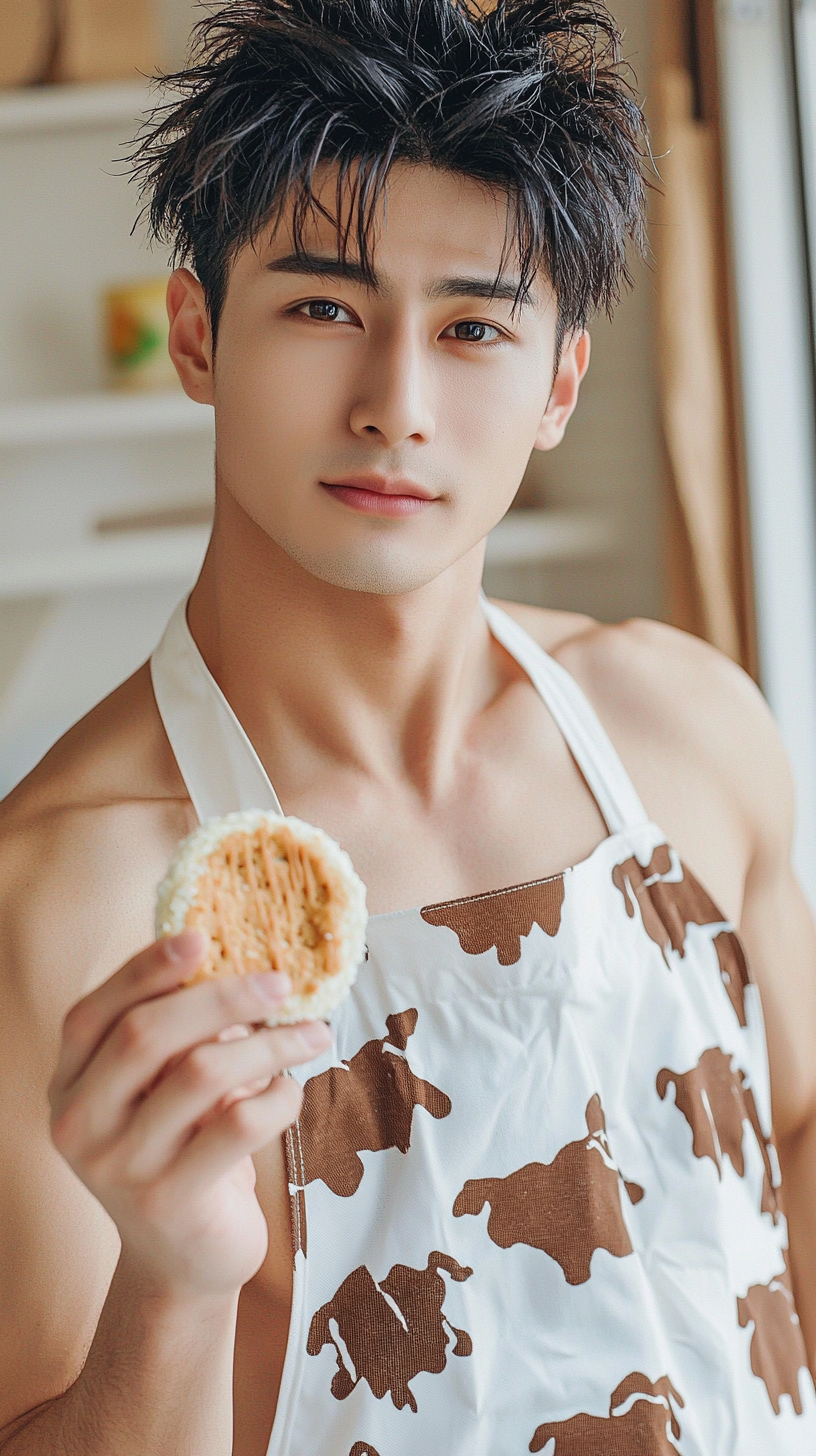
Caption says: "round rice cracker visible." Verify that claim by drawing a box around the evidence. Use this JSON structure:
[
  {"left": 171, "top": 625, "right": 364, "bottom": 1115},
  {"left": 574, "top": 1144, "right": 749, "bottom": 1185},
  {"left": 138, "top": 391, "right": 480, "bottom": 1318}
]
[{"left": 156, "top": 811, "right": 368, "bottom": 1025}]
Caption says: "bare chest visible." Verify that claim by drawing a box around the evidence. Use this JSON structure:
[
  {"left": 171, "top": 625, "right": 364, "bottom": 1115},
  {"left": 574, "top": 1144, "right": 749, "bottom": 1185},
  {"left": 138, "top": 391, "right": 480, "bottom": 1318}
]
[{"left": 272, "top": 683, "right": 748, "bottom": 925}]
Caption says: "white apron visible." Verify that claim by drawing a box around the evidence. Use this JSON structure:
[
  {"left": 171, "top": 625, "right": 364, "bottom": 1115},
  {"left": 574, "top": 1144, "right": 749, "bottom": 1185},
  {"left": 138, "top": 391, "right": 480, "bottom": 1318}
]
[{"left": 151, "top": 597, "right": 816, "bottom": 1456}]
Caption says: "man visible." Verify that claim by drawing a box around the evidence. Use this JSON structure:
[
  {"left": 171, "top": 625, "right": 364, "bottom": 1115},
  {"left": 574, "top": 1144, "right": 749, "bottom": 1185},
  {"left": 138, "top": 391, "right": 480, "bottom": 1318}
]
[{"left": 1, "top": 0, "right": 815, "bottom": 1451}]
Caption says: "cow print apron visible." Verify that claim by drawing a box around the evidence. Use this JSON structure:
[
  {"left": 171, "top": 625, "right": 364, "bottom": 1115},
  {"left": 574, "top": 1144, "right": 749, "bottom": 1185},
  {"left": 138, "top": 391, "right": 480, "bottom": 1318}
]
[{"left": 151, "top": 597, "right": 816, "bottom": 1455}]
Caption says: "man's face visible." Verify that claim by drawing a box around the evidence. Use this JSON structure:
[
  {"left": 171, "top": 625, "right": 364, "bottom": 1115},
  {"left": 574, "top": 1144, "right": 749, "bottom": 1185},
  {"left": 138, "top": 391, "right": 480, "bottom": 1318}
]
[{"left": 171, "top": 163, "right": 589, "bottom": 596}]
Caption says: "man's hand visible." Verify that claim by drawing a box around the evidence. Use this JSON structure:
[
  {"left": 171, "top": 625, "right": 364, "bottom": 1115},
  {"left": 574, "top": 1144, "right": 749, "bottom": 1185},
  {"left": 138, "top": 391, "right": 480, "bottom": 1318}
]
[{"left": 49, "top": 931, "right": 331, "bottom": 1301}]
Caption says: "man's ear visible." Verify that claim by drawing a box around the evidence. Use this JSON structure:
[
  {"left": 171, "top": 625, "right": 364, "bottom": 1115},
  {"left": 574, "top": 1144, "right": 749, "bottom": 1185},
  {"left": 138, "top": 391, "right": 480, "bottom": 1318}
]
[
  {"left": 167, "top": 268, "right": 215, "bottom": 405},
  {"left": 533, "top": 329, "right": 591, "bottom": 452}
]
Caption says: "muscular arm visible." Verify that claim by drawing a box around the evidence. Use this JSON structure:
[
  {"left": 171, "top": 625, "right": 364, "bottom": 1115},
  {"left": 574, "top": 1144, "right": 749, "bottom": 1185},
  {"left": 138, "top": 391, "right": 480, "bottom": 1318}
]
[
  {"left": 0, "top": 801, "right": 170, "bottom": 1436},
  {"left": 0, "top": 1268, "right": 237, "bottom": 1456},
  {"left": 0, "top": 802, "right": 235, "bottom": 1456}
]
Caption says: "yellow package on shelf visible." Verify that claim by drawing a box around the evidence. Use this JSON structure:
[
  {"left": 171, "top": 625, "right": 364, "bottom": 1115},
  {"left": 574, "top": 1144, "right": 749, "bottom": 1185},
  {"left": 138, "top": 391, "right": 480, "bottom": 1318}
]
[
  {"left": 54, "top": 0, "right": 160, "bottom": 85},
  {"left": 0, "top": 0, "right": 56, "bottom": 88},
  {"left": 104, "top": 278, "right": 179, "bottom": 393}
]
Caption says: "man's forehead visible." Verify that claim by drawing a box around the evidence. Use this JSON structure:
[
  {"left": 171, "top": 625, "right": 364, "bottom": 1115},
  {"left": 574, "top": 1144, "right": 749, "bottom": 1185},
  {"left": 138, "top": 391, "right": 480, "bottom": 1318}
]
[{"left": 251, "top": 163, "right": 545, "bottom": 303}]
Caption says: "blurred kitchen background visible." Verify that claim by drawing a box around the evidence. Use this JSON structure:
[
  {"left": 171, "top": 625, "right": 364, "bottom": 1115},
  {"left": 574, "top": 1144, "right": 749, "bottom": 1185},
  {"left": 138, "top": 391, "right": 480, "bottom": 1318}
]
[{"left": 2, "top": 0, "right": 816, "bottom": 907}]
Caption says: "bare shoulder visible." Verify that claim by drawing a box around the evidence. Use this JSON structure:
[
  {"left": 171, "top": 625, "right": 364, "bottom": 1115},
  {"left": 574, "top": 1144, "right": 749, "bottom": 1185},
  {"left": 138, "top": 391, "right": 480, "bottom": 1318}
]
[
  {"left": 0, "top": 663, "right": 194, "bottom": 1019},
  {"left": 495, "top": 600, "right": 791, "bottom": 857},
  {"left": 492, "top": 598, "right": 598, "bottom": 654}
]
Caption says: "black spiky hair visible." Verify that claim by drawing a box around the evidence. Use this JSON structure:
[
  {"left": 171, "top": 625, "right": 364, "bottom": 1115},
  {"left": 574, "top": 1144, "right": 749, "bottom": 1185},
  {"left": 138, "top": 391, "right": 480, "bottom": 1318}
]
[{"left": 133, "top": 0, "right": 649, "bottom": 342}]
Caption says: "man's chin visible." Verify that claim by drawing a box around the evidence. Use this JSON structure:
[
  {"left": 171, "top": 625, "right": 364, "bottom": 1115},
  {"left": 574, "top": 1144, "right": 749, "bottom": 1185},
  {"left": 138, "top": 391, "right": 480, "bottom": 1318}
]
[{"left": 276, "top": 535, "right": 469, "bottom": 597}]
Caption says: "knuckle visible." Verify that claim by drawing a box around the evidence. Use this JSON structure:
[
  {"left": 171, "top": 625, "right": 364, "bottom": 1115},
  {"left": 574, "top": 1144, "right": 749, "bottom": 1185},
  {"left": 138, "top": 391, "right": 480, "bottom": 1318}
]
[
  {"left": 226, "top": 1097, "right": 258, "bottom": 1141},
  {"left": 115, "top": 1004, "right": 155, "bottom": 1059},
  {"left": 180, "top": 1044, "right": 220, "bottom": 1095},
  {"left": 102, "top": 1134, "right": 155, "bottom": 1196},
  {"left": 49, "top": 1113, "right": 119, "bottom": 1198},
  {"left": 62, "top": 998, "right": 99, "bottom": 1048}
]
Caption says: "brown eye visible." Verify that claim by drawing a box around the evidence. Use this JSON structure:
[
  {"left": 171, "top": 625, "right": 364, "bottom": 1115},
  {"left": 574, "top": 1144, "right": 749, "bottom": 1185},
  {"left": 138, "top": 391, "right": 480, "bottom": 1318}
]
[
  {"left": 448, "top": 320, "right": 502, "bottom": 343},
  {"left": 456, "top": 321, "right": 486, "bottom": 340},
  {"left": 308, "top": 300, "right": 340, "bottom": 321}
]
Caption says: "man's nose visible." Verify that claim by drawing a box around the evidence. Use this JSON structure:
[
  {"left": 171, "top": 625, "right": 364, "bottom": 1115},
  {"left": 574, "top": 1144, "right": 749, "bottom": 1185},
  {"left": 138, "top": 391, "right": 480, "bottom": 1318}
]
[{"left": 348, "top": 326, "right": 436, "bottom": 447}]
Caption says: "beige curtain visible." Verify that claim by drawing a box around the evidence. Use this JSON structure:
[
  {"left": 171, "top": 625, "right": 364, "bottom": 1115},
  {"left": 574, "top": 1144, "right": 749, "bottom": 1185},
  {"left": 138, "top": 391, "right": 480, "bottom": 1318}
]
[{"left": 652, "top": 0, "right": 756, "bottom": 672}]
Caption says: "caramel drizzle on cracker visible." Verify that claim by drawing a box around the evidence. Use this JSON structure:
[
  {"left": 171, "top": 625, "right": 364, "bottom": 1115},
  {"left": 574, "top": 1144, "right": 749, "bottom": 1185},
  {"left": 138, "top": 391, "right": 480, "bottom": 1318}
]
[{"left": 185, "top": 822, "right": 347, "bottom": 994}]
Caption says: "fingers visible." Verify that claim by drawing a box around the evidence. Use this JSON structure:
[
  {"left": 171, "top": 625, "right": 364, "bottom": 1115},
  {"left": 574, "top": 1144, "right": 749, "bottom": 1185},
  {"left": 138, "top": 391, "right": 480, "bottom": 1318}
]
[
  {"left": 117, "top": 1023, "right": 330, "bottom": 1182},
  {"left": 52, "top": 968, "right": 294, "bottom": 1155},
  {"left": 168, "top": 1073, "right": 306, "bottom": 1201},
  {"left": 52, "top": 932, "right": 209, "bottom": 1094}
]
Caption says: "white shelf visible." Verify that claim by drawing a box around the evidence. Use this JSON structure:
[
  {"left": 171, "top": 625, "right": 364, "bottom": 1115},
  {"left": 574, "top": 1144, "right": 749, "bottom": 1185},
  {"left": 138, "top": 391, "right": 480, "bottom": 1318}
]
[
  {"left": 0, "top": 526, "right": 210, "bottom": 599},
  {"left": 0, "top": 510, "right": 621, "bottom": 601},
  {"left": 0, "top": 391, "right": 214, "bottom": 447},
  {"left": 485, "top": 508, "right": 621, "bottom": 566},
  {"left": 0, "top": 81, "right": 152, "bottom": 138}
]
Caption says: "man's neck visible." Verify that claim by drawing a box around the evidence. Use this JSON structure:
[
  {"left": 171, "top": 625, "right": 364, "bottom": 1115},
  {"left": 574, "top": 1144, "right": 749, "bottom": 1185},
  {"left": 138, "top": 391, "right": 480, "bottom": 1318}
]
[{"left": 186, "top": 493, "right": 501, "bottom": 799}]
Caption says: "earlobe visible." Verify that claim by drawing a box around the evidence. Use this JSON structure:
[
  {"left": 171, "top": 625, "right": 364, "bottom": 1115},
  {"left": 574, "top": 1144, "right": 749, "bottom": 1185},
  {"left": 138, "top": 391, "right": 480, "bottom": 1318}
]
[
  {"left": 167, "top": 268, "right": 215, "bottom": 405},
  {"left": 532, "top": 328, "right": 591, "bottom": 453}
]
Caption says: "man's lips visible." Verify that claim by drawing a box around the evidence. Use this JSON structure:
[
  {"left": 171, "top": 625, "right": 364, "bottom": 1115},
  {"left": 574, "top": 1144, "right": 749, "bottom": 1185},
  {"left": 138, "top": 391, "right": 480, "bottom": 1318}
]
[{"left": 320, "top": 475, "right": 438, "bottom": 518}]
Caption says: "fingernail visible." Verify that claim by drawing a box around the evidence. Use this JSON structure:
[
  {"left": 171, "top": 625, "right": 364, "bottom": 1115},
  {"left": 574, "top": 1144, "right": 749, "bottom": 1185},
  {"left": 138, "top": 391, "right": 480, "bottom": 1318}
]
[
  {"left": 299, "top": 1021, "right": 332, "bottom": 1052},
  {"left": 167, "top": 930, "right": 207, "bottom": 961},
  {"left": 251, "top": 972, "right": 292, "bottom": 1002}
]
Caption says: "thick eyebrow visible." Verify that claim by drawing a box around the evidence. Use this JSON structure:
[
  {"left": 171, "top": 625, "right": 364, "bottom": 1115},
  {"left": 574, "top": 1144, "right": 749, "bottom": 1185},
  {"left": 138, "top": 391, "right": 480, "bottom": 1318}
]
[
  {"left": 427, "top": 275, "right": 525, "bottom": 305},
  {"left": 266, "top": 252, "right": 379, "bottom": 289},
  {"left": 266, "top": 251, "right": 531, "bottom": 308}
]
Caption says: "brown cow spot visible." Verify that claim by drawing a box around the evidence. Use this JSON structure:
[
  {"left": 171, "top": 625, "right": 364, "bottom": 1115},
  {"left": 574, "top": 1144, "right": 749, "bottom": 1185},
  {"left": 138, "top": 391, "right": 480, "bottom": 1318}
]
[
  {"left": 613, "top": 844, "right": 714, "bottom": 954},
  {"left": 530, "top": 1371, "right": 684, "bottom": 1453},
  {"left": 714, "top": 930, "right": 750, "bottom": 1027},
  {"left": 420, "top": 874, "right": 565, "bottom": 966},
  {"left": 657, "top": 1047, "right": 780, "bottom": 1222},
  {"left": 453, "top": 1094, "right": 643, "bottom": 1285},
  {"left": 349, "top": 1447, "right": 381, "bottom": 1456},
  {"left": 738, "top": 1260, "right": 808, "bottom": 1415},
  {"left": 613, "top": 847, "right": 752, "bottom": 1023},
  {"left": 308, "top": 1252, "right": 473, "bottom": 1412},
  {"left": 299, "top": 1009, "right": 451, "bottom": 1197}
]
